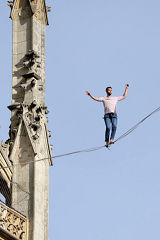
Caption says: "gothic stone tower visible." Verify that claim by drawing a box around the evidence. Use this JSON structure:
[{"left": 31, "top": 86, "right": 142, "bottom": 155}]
[{"left": 0, "top": 0, "right": 52, "bottom": 239}]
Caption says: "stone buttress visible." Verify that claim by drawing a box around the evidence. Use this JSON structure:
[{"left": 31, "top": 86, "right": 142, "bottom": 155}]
[{"left": 6, "top": 0, "right": 52, "bottom": 239}]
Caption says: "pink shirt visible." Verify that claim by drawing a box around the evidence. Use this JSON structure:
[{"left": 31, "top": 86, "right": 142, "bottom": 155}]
[{"left": 99, "top": 96, "right": 125, "bottom": 114}]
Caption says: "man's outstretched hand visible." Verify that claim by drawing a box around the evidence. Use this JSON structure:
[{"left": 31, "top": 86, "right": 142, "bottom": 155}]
[
  {"left": 126, "top": 84, "right": 130, "bottom": 89},
  {"left": 86, "top": 91, "right": 90, "bottom": 96},
  {"left": 85, "top": 91, "right": 100, "bottom": 101}
]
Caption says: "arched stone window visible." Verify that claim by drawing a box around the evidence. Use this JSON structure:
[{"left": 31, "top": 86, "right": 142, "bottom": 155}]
[
  {"left": 0, "top": 174, "right": 11, "bottom": 206},
  {"left": 0, "top": 192, "right": 5, "bottom": 203}
]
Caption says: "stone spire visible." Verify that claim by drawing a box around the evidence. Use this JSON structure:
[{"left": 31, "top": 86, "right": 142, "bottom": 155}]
[{"left": 6, "top": 0, "right": 52, "bottom": 239}]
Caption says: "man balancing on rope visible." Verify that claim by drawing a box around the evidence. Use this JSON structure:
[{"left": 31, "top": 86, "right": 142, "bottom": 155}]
[{"left": 86, "top": 84, "right": 129, "bottom": 147}]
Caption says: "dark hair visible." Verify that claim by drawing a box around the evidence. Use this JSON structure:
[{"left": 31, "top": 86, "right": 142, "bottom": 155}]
[{"left": 106, "top": 87, "right": 112, "bottom": 92}]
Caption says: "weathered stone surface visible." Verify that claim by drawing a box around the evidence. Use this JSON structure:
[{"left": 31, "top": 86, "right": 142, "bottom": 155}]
[
  {"left": 6, "top": 1, "right": 53, "bottom": 240},
  {"left": 10, "top": 119, "right": 52, "bottom": 240}
]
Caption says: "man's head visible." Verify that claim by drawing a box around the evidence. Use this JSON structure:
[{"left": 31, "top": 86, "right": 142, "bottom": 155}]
[{"left": 106, "top": 87, "right": 112, "bottom": 96}]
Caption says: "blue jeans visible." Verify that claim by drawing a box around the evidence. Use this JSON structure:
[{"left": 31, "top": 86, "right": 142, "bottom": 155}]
[{"left": 104, "top": 113, "right": 118, "bottom": 143}]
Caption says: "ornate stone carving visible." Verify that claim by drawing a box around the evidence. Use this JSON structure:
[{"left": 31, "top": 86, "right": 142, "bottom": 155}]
[
  {"left": 34, "top": 10, "right": 47, "bottom": 25},
  {"left": 8, "top": 48, "right": 47, "bottom": 147},
  {"left": 33, "top": 0, "right": 48, "bottom": 25},
  {"left": 50, "top": 144, "right": 53, "bottom": 150},
  {"left": 0, "top": 207, "right": 7, "bottom": 230},
  {"left": 8, "top": 103, "right": 49, "bottom": 150},
  {"left": 46, "top": 6, "right": 51, "bottom": 12},
  {"left": 7, "top": 104, "right": 23, "bottom": 147},
  {"left": 8, "top": 1, "right": 14, "bottom": 9},
  {"left": 23, "top": 50, "right": 41, "bottom": 70},
  {"left": 10, "top": 0, "right": 49, "bottom": 27},
  {"left": 11, "top": 7, "right": 32, "bottom": 21},
  {"left": 24, "top": 104, "right": 45, "bottom": 141},
  {"left": 0, "top": 202, "right": 27, "bottom": 240},
  {"left": 23, "top": 50, "right": 41, "bottom": 79},
  {"left": 0, "top": 141, "right": 9, "bottom": 159},
  {"left": 8, "top": 104, "right": 46, "bottom": 145},
  {"left": 10, "top": 0, "right": 33, "bottom": 20},
  {"left": 48, "top": 130, "right": 51, "bottom": 138}
]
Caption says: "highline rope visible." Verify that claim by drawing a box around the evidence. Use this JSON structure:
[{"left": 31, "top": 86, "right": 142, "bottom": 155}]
[{"left": 0, "top": 105, "right": 160, "bottom": 171}]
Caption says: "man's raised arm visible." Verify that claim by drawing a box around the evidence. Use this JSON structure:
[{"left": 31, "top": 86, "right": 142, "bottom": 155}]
[
  {"left": 86, "top": 91, "right": 102, "bottom": 102},
  {"left": 123, "top": 84, "right": 129, "bottom": 98}
]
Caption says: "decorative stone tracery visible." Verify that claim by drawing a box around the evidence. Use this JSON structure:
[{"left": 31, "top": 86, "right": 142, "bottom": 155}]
[
  {"left": 9, "top": 0, "right": 51, "bottom": 25},
  {"left": 0, "top": 201, "right": 27, "bottom": 240}
]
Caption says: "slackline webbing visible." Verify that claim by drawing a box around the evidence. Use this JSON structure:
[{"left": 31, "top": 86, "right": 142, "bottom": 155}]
[
  {"left": 114, "top": 105, "right": 160, "bottom": 143},
  {"left": 0, "top": 105, "right": 160, "bottom": 170}
]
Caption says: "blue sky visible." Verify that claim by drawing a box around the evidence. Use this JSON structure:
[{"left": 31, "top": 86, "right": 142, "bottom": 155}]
[{"left": 1, "top": 0, "right": 160, "bottom": 239}]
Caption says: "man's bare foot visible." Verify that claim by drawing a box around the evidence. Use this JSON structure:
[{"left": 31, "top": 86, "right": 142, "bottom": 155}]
[
  {"left": 110, "top": 139, "right": 114, "bottom": 145},
  {"left": 105, "top": 142, "right": 109, "bottom": 148}
]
